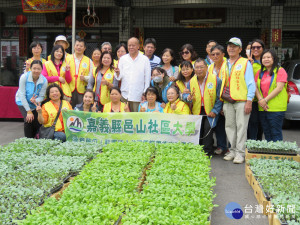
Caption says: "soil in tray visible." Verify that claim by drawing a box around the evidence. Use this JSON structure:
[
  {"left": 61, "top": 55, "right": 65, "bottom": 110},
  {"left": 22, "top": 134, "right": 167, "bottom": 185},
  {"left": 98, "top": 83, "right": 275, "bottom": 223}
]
[{"left": 49, "top": 183, "right": 64, "bottom": 195}]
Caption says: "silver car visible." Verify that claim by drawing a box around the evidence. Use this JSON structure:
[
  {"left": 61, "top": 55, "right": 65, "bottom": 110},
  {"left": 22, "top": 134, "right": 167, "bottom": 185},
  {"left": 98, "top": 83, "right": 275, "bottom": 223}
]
[{"left": 282, "top": 60, "right": 300, "bottom": 128}]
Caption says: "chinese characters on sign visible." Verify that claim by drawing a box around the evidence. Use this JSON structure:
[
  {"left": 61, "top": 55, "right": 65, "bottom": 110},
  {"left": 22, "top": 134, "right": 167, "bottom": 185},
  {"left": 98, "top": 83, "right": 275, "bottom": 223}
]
[
  {"left": 244, "top": 204, "right": 296, "bottom": 220},
  {"left": 272, "top": 29, "right": 282, "bottom": 47},
  {"left": 63, "top": 110, "right": 202, "bottom": 144}
]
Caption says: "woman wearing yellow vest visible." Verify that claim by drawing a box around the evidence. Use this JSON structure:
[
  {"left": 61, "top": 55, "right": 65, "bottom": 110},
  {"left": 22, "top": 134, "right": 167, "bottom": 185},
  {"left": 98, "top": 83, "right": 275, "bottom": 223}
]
[
  {"left": 87, "top": 51, "right": 118, "bottom": 111},
  {"left": 178, "top": 44, "right": 197, "bottom": 71},
  {"left": 186, "top": 58, "right": 222, "bottom": 156},
  {"left": 24, "top": 41, "right": 46, "bottom": 73},
  {"left": 42, "top": 45, "right": 72, "bottom": 101},
  {"left": 163, "top": 86, "right": 190, "bottom": 115},
  {"left": 36, "top": 84, "right": 72, "bottom": 142},
  {"left": 255, "top": 49, "right": 288, "bottom": 142},
  {"left": 92, "top": 48, "right": 101, "bottom": 68},
  {"left": 102, "top": 87, "right": 130, "bottom": 113},
  {"left": 176, "top": 61, "right": 194, "bottom": 96},
  {"left": 247, "top": 39, "right": 265, "bottom": 140}
]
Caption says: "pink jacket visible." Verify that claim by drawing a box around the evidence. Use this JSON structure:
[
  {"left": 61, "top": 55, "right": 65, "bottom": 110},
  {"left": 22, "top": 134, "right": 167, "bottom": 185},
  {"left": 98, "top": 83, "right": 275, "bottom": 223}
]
[{"left": 42, "top": 61, "right": 72, "bottom": 83}]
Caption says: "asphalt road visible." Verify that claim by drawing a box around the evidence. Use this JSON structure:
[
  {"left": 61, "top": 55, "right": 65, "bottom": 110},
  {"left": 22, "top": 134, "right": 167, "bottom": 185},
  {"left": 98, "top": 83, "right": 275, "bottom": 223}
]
[{"left": 0, "top": 120, "right": 299, "bottom": 225}]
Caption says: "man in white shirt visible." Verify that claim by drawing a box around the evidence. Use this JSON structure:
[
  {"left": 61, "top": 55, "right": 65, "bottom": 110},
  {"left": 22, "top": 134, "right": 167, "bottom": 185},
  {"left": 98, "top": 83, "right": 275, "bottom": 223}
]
[{"left": 115, "top": 37, "right": 151, "bottom": 112}]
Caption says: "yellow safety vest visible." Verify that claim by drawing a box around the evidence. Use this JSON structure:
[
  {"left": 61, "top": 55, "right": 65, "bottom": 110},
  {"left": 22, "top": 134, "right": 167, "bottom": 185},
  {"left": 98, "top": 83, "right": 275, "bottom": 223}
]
[
  {"left": 103, "top": 102, "right": 126, "bottom": 113},
  {"left": 163, "top": 98, "right": 191, "bottom": 115},
  {"left": 113, "top": 59, "right": 119, "bottom": 68},
  {"left": 190, "top": 74, "right": 217, "bottom": 115},
  {"left": 220, "top": 57, "right": 248, "bottom": 101},
  {"left": 44, "top": 61, "right": 72, "bottom": 97},
  {"left": 253, "top": 62, "right": 261, "bottom": 78},
  {"left": 176, "top": 80, "right": 190, "bottom": 93},
  {"left": 68, "top": 54, "right": 91, "bottom": 94},
  {"left": 43, "top": 100, "right": 71, "bottom": 131},
  {"left": 26, "top": 57, "right": 46, "bottom": 71},
  {"left": 208, "top": 60, "right": 226, "bottom": 80},
  {"left": 93, "top": 68, "right": 115, "bottom": 105},
  {"left": 252, "top": 62, "right": 261, "bottom": 102},
  {"left": 257, "top": 68, "right": 288, "bottom": 112}
]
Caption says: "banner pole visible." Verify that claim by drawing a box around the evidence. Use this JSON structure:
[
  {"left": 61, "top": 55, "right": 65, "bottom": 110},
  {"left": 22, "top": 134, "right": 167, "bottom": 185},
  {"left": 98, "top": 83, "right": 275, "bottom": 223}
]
[{"left": 72, "top": 0, "right": 76, "bottom": 53}]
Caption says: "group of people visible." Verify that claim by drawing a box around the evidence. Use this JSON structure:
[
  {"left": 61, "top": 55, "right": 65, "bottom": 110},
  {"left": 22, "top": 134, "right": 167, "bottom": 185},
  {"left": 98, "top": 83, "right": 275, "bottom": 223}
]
[{"left": 15, "top": 35, "right": 289, "bottom": 164}]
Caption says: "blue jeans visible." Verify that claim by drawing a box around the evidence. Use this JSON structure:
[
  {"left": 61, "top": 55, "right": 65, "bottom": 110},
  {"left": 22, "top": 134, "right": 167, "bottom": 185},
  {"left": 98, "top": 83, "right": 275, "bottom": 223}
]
[
  {"left": 54, "top": 131, "right": 66, "bottom": 142},
  {"left": 214, "top": 114, "right": 229, "bottom": 151},
  {"left": 259, "top": 111, "right": 285, "bottom": 142}
]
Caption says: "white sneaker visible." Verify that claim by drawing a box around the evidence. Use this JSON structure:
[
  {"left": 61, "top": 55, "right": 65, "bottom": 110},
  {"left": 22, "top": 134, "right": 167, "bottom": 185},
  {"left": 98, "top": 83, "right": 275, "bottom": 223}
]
[
  {"left": 223, "top": 152, "right": 235, "bottom": 161},
  {"left": 233, "top": 154, "right": 244, "bottom": 164},
  {"left": 224, "top": 150, "right": 230, "bottom": 156}
]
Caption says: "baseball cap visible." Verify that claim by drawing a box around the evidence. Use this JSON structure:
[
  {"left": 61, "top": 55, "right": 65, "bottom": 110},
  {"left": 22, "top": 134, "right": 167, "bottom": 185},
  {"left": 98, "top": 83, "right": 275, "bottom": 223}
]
[
  {"left": 54, "top": 35, "right": 70, "bottom": 48},
  {"left": 227, "top": 37, "right": 242, "bottom": 47}
]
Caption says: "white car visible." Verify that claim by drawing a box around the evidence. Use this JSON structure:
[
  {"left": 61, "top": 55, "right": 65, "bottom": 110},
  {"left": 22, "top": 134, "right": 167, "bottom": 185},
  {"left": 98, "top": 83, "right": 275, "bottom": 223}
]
[{"left": 282, "top": 60, "right": 300, "bottom": 128}]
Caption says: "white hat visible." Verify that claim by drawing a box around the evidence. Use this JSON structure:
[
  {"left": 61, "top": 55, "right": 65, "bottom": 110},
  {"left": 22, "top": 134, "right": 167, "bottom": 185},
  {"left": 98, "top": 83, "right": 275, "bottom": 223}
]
[
  {"left": 227, "top": 37, "right": 242, "bottom": 47},
  {"left": 54, "top": 35, "right": 70, "bottom": 49}
]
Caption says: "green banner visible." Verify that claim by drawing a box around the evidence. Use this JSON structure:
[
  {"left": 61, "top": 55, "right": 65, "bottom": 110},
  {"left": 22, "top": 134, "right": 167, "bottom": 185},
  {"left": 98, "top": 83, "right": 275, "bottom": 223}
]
[{"left": 62, "top": 110, "right": 202, "bottom": 145}]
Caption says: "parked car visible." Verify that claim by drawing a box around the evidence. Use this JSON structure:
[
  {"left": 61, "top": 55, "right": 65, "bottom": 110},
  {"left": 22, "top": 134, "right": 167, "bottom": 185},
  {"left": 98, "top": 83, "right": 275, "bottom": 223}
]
[{"left": 281, "top": 60, "right": 300, "bottom": 128}]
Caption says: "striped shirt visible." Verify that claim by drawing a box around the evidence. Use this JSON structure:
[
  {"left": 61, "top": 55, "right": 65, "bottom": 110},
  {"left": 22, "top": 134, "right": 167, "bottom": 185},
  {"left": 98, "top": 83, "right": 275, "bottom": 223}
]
[{"left": 148, "top": 54, "right": 161, "bottom": 70}]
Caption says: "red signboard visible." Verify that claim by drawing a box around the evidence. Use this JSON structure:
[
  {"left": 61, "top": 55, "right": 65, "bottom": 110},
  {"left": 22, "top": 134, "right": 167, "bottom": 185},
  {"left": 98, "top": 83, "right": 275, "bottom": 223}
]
[
  {"left": 272, "top": 29, "right": 282, "bottom": 47},
  {"left": 22, "top": 0, "right": 67, "bottom": 13}
]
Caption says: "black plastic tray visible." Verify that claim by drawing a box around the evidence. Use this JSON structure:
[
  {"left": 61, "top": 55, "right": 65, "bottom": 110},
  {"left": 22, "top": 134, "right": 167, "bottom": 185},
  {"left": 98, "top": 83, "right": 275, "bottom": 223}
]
[{"left": 247, "top": 149, "right": 297, "bottom": 155}]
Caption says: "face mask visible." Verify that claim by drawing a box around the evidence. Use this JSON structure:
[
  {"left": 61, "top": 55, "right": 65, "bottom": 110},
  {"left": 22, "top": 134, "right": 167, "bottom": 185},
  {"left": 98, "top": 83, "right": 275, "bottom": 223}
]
[
  {"left": 246, "top": 49, "right": 251, "bottom": 56},
  {"left": 153, "top": 76, "right": 163, "bottom": 83}
]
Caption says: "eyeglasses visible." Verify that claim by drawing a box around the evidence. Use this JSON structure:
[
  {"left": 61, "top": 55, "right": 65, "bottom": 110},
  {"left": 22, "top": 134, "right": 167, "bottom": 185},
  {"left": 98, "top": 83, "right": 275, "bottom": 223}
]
[
  {"left": 181, "top": 51, "right": 190, "bottom": 55},
  {"left": 211, "top": 52, "right": 221, "bottom": 57},
  {"left": 251, "top": 46, "right": 262, "bottom": 50}
]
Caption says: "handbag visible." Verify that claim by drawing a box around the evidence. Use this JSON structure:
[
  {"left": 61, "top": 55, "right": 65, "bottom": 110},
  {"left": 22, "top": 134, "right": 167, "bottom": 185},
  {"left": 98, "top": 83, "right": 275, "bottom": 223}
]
[
  {"left": 221, "top": 86, "right": 236, "bottom": 104},
  {"left": 39, "top": 102, "right": 62, "bottom": 139},
  {"left": 221, "top": 61, "right": 236, "bottom": 104}
]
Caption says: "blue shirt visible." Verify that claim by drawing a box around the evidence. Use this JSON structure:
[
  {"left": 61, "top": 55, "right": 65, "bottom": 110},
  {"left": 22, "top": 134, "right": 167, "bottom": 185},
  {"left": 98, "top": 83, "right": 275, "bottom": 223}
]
[
  {"left": 138, "top": 101, "right": 164, "bottom": 113},
  {"left": 227, "top": 60, "right": 255, "bottom": 101}
]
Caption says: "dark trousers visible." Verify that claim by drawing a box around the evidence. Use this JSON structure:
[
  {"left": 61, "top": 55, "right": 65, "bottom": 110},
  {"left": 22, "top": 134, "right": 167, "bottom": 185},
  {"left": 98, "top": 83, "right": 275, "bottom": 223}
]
[
  {"left": 18, "top": 106, "right": 41, "bottom": 138},
  {"left": 247, "top": 102, "right": 263, "bottom": 140},
  {"left": 214, "top": 114, "right": 229, "bottom": 151},
  {"left": 259, "top": 111, "right": 285, "bottom": 142},
  {"left": 71, "top": 91, "right": 83, "bottom": 108},
  {"left": 199, "top": 107, "right": 214, "bottom": 155}
]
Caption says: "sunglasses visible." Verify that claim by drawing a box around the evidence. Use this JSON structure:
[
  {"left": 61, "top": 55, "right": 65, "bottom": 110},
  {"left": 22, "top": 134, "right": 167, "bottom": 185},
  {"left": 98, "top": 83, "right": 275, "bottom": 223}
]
[
  {"left": 211, "top": 52, "right": 221, "bottom": 57},
  {"left": 181, "top": 51, "right": 190, "bottom": 55},
  {"left": 251, "top": 46, "right": 262, "bottom": 50}
]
